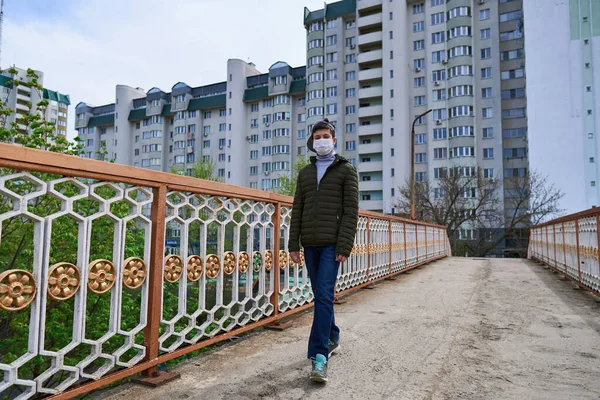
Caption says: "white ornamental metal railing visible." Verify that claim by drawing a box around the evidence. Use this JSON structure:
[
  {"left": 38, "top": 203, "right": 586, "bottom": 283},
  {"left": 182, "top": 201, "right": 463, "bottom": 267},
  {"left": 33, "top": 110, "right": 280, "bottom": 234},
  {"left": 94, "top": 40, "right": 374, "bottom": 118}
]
[
  {"left": 0, "top": 144, "right": 451, "bottom": 399},
  {"left": 528, "top": 208, "right": 600, "bottom": 294}
]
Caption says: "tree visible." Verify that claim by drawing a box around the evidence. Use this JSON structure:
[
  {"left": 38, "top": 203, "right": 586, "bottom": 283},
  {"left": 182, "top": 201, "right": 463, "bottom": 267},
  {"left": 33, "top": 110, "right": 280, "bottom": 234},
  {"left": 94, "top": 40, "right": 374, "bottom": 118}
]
[
  {"left": 273, "top": 156, "right": 310, "bottom": 196},
  {"left": 395, "top": 166, "right": 564, "bottom": 257},
  {"left": 171, "top": 157, "right": 221, "bottom": 182}
]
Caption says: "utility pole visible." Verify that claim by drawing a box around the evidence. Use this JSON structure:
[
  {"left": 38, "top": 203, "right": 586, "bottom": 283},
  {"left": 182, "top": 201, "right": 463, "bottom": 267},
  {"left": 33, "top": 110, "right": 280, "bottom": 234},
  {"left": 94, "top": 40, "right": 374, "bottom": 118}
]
[{"left": 410, "top": 109, "right": 432, "bottom": 220}]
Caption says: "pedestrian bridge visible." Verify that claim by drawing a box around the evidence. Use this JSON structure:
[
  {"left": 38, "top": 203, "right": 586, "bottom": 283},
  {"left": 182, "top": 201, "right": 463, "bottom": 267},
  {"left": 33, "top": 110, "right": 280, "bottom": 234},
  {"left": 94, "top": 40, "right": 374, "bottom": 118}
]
[{"left": 0, "top": 145, "right": 599, "bottom": 399}]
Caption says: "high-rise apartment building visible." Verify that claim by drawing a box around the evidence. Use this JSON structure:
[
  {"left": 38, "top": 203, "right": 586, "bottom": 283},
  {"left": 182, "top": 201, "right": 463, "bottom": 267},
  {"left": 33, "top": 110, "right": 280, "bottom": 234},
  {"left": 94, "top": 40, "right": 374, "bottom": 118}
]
[
  {"left": 304, "top": 0, "right": 528, "bottom": 219},
  {"left": 0, "top": 67, "right": 70, "bottom": 137},
  {"left": 525, "top": 0, "right": 595, "bottom": 214},
  {"left": 76, "top": 59, "right": 307, "bottom": 190}
]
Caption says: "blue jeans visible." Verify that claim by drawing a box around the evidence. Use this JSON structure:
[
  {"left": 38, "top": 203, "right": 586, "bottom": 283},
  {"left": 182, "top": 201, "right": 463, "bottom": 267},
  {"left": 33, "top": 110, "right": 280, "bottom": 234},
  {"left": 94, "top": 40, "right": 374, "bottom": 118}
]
[{"left": 304, "top": 245, "right": 340, "bottom": 360}]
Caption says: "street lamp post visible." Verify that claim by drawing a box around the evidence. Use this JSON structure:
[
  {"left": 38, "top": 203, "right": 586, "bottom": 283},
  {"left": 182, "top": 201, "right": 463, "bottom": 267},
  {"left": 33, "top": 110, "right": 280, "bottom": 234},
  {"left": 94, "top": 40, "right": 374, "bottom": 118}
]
[{"left": 411, "top": 109, "right": 433, "bottom": 220}]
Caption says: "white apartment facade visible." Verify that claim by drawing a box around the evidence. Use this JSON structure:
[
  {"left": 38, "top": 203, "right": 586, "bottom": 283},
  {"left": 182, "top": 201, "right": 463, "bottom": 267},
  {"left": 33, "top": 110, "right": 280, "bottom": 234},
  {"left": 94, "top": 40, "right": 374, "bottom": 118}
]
[
  {"left": 525, "top": 0, "right": 597, "bottom": 214},
  {"left": 304, "top": 0, "right": 528, "bottom": 220},
  {"left": 76, "top": 59, "right": 307, "bottom": 190},
  {"left": 0, "top": 67, "right": 70, "bottom": 137}
]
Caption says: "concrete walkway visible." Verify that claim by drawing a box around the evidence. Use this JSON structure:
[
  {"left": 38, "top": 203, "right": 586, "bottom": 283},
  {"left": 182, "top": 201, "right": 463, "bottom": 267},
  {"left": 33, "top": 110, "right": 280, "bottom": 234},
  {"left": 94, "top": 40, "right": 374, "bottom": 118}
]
[{"left": 103, "top": 258, "right": 600, "bottom": 400}]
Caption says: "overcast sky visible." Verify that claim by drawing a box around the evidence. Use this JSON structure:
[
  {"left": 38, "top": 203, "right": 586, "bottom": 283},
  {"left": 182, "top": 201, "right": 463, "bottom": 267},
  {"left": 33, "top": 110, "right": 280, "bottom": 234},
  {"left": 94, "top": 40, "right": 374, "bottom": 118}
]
[{"left": 3, "top": 0, "right": 327, "bottom": 138}]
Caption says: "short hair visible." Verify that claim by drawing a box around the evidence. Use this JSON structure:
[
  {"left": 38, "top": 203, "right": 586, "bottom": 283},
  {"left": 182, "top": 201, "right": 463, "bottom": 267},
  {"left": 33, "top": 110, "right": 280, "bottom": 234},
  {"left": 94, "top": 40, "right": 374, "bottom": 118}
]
[{"left": 311, "top": 118, "right": 336, "bottom": 138}]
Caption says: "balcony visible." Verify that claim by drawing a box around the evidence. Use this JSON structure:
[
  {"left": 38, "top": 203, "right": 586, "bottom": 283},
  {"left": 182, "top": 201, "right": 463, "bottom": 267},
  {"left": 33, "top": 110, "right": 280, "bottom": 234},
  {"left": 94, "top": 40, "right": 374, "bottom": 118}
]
[
  {"left": 358, "top": 68, "right": 383, "bottom": 81},
  {"left": 359, "top": 180, "right": 383, "bottom": 192},
  {"left": 357, "top": 142, "right": 383, "bottom": 154},
  {"left": 358, "top": 13, "right": 382, "bottom": 28},
  {"left": 15, "top": 102, "right": 29, "bottom": 113},
  {"left": 358, "top": 123, "right": 383, "bottom": 135},
  {"left": 357, "top": 161, "right": 383, "bottom": 172},
  {"left": 358, "top": 50, "right": 383, "bottom": 64},
  {"left": 16, "top": 93, "right": 30, "bottom": 103},
  {"left": 358, "top": 0, "right": 382, "bottom": 10},
  {"left": 360, "top": 199, "right": 384, "bottom": 211},
  {"left": 358, "top": 86, "right": 383, "bottom": 99},
  {"left": 358, "top": 31, "right": 383, "bottom": 46},
  {"left": 358, "top": 105, "right": 383, "bottom": 118}
]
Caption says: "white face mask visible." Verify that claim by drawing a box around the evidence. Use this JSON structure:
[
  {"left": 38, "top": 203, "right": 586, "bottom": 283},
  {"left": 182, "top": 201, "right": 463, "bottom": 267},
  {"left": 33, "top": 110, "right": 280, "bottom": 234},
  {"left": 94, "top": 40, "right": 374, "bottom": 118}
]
[{"left": 313, "top": 138, "right": 334, "bottom": 156}]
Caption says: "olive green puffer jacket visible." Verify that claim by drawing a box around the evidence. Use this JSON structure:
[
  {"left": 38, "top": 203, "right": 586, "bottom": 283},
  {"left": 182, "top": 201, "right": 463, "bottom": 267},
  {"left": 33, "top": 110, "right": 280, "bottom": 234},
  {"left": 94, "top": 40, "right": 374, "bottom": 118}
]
[{"left": 288, "top": 154, "right": 359, "bottom": 257}]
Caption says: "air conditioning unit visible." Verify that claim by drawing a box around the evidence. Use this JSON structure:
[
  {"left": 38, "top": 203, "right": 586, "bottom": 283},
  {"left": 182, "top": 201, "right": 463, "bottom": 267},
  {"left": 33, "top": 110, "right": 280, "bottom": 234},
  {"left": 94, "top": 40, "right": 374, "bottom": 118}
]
[
  {"left": 441, "top": 60, "right": 448, "bottom": 65},
  {"left": 436, "top": 120, "right": 442, "bottom": 125},
  {"left": 203, "top": 132, "right": 209, "bottom": 137},
  {"left": 478, "top": 0, "right": 485, "bottom": 4},
  {"left": 318, "top": 63, "right": 323, "bottom": 67},
  {"left": 415, "top": 67, "right": 421, "bottom": 72},
  {"left": 434, "top": 81, "right": 441, "bottom": 86},
  {"left": 219, "top": 145, "right": 224, "bottom": 149},
  {"left": 264, "top": 171, "right": 270, "bottom": 176},
  {"left": 264, "top": 122, "right": 270, "bottom": 127},
  {"left": 245, "top": 135, "right": 252, "bottom": 141},
  {"left": 350, "top": 44, "right": 356, "bottom": 49}
]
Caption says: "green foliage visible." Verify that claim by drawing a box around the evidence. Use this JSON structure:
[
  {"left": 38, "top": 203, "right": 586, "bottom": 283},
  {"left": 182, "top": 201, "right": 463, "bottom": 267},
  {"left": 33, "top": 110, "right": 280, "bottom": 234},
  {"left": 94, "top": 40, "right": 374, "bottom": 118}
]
[
  {"left": 170, "top": 157, "right": 220, "bottom": 182},
  {"left": 273, "top": 156, "right": 309, "bottom": 197}
]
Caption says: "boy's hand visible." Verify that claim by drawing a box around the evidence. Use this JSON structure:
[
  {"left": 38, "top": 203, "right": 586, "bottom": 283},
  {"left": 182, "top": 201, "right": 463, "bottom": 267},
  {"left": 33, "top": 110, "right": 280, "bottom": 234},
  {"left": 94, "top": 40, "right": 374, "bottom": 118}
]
[
  {"left": 335, "top": 254, "right": 347, "bottom": 263},
  {"left": 290, "top": 251, "right": 301, "bottom": 264}
]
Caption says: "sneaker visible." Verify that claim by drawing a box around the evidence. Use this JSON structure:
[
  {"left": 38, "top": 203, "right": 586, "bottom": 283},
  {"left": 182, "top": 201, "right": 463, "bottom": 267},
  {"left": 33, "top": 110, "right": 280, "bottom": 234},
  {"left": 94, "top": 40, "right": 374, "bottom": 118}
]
[
  {"left": 328, "top": 339, "right": 340, "bottom": 358},
  {"left": 310, "top": 354, "right": 328, "bottom": 383}
]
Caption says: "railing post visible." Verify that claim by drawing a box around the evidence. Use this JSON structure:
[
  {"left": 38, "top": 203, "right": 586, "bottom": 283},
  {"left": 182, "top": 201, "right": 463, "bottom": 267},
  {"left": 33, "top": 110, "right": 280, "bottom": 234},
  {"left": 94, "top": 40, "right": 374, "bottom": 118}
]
[
  {"left": 553, "top": 225, "right": 557, "bottom": 267},
  {"left": 561, "top": 222, "right": 567, "bottom": 273},
  {"left": 388, "top": 219, "right": 392, "bottom": 272},
  {"left": 545, "top": 225, "right": 550, "bottom": 264},
  {"left": 415, "top": 224, "right": 419, "bottom": 263},
  {"left": 366, "top": 217, "right": 371, "bottom": 277},
  {"left": 424, "top": 225, "right": 428, "bottom": 261},
  {"left": 575, "top": 219, "right": 582, "bottom": 282},
  {"left": 142, "top": 184, "right": 167, "bottom": 377},
  {"left": 271, "top": 202, "right": 281, "bottom": 317},
  {"left": 403, "top": 221, "right": 408, "bottom": 267}
]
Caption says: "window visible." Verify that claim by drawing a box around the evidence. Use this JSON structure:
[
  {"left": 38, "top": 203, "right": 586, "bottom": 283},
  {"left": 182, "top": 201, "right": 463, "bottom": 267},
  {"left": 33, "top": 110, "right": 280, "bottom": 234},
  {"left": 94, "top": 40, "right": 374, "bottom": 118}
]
[
  {"left": 482, "top": 87, "right": 492, "bottom": 98},
  {"left": 431, "top": 0, "right": 443, "bottom": 6},
  {"left": 413, "top": 3, "right": 424, "bottom": 14},
  {"left": 414, "top": 40, "right": 425, "bottom": 51},
  {"left": 415, "top": 133, "right": 427, "bottom": 144},
  {"left": 414, "top": 58, "right": 425, "bottom": 69},
  {"left": 433, "top": 108, "right": 447, "bottom": 120},
  {"left": 482, "top": 107, "right": 493, "bottom": 118},
  {"left": 327, "top": 69, "right": 337, "bottom": 80},
  {"left": 415, "top": 153, "right": 427, "bottom": 163},
  {"left": 448, "top": 45, "right": 472, "bottom": 59},
  {"left": 433, "top": 128, "right": 447, "bottom": 140},
  {"left": 481, "top": 28, "right": 491, "bottom": 39},
  {"left": 481, "top": 48, "right": 491, "bottom": 59},
  {"left": 503, "top": 127, "right": 526, "bottom": 138},
  {"left": 414, "top": 21, "right": 425, "bottom": 32},
  {"left": 250, "top": 166, "right": 258, "bottom": 175},
  {"left": 346, "top": 123, "right": 356, "bottom": 133},
  {"left": 250, "top": 119, "right": 259, "bottom": 128},
  {"left": 345, "top": 54, "right": 356, "bottom": 63},
  {"left": 504, "top": 168, "right": 527, "bottom": 178},
  {"left": 414, "top": 95, "right": 427, "bottom": 106},
  {"left": 308, "top": 55, "right": 324, "bottom": 67},
  {"left": 448, "top": 26, "right": 472, "bottom": 39},
  {"left": 483, "top": 148, "right": 494, "bottom": 159},
  {"left": 327, "top": 52, "right": 338, "bottom": 63},
  {"left": 346, "top": 19, "right": 356, "bottom": 29},
  {"left": 308, "top": 107, "right": 324, "bottom": 117},
  {"left": 432, "top": 69, "right": 446, "bottom": 81},
  {"left": 297, "top": 130, "right": 305, "bottom": 139},
  {"left": 502, "top": 88, "right": 525, "bottom": 99},
  {"left": 501, "top": 49, "right": 524, "bottom": 61},
  {"left": 449, "top": 106, "right": 473, "bottom": 118},
  {"left": 346, "top": 71, "right": 356, "bottom": 81},
  {"left": 175, "top": 94, "right": 185, "bottom": 103},
  {"left": 431, "top": 12, "right": 445, "bottom": 25},
  {"left": 431, "top": 31, "right": 445, "bottom": 44},
  {"left": 481, "top": 67, "right": 492, "bottom": 79},
  {"left": 203, "top": 140, "right": 211, "bottom": 149},
  {"left": 298, "top": 113, "right": 306, "bottom": 122},
  {"left": 327, "top": 19, "right": 337, "bottom": 29},
  {"left": 500, "top": 10, "right": 522, "bottom": 22},
  {"left": 416, "top": 172, "right": 427, "bottom": 182},
  {"left": 500, "top": 30, "right": 523, "bottom": 42},
  {"left": 482, "top": 127, "right": 494, "bottom": 138},
  {"left": 391, "top": 148, "right": 395, "bottom": 157},
  {"left": 326, "top": 103, "right": 337, "bottom": 115},
  {"left": 250, "top": 150, "right": 259, "bottom": 159},
  {"left": 414, "top": 77, "right": 425, "bottom": 87},
  {"left": 432, "top": 50, "right": 446, "bottom": 63},
  {"left": 218, "top": 123, "right": 226, "bottom": 132},
  {"left": 390, "top": 11, "right": 393, "bottom": 20},
  {"left": 309, "top": 21, "right": 324, "bottom": 32},
  {"left": 503, "top": 108, "right": 526, "bottom": 119},
  {"left": 308, "top": 73, "right": 324, "bottom": 83},
  {"left": 273, "top": 76, "right": 287, "bottom": 85},
  {"left": 308, "top": 90, "right": 324, "bottom": 100},
  {"left": 219, "top": 109, "right": 226, "bottom": 117},
  {"left": 449, "top": 146, "right": 475, "bottom": 158},
  {"left": 346, "top": 88, "right": 356, "bottom": 97},
  {"left": 346, "top": 105, "right": 356, "bottom": 115},
  {"left": 434, "top": 168, "right": 448, "bottom": 179},
  {"left": 480, "top": 9, "right": 490, "bottom": 20},
  {"left": 308, "top": 39, "right": 324, "bottom": 50},
  {"left": 345, "top": 141, "right": 356, "bottom": 151},
  {"left": 503, "top": 148, "right": 527, "bottom": 159},
  {"left": 448, "top": 85, "right": 473, "bottom": 98},
  {"left": 448, "top": 6, "right": 470, "bottom": 19},
  {"left": 433, "top": 148, "right": 448, "bottom": 160},
  {"left": 448, "top": 65, "right": 473, "bottom": 78}
]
